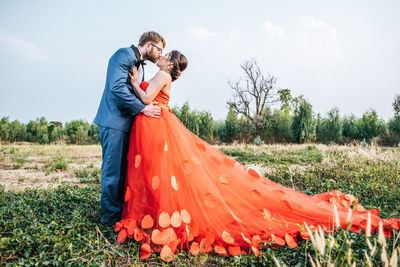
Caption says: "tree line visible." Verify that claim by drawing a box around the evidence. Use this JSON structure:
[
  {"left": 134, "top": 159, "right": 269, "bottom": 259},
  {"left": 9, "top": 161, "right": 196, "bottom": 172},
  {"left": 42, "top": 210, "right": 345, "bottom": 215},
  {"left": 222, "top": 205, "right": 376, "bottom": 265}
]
[
  {"left": 0, "top": 117, "right": 99, "bottom": 144},
  {"left": 2, "top": 100, "right": 398, "bottom": 146},
  {"left": 1, "top": 60, "right": 399, "bottom": 146}
]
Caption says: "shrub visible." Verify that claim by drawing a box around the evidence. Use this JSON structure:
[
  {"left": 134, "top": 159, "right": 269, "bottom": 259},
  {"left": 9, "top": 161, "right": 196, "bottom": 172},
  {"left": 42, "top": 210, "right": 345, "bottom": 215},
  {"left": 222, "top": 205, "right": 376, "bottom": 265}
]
[
  {"left": 10, "top": 149, "right": 30, "bottom": 169},
  {"left": 43, "top": 153, "right": 68, "bottom": 174},
  {"left": 253, "top": 135, "right": 264, "bottom": 146}
]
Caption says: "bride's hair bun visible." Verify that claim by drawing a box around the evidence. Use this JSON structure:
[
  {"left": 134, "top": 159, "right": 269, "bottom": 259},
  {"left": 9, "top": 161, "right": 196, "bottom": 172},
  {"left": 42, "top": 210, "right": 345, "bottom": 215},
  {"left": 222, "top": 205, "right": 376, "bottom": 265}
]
[{"left": 170, "top": 50, "right": 188, "bottom": 82}]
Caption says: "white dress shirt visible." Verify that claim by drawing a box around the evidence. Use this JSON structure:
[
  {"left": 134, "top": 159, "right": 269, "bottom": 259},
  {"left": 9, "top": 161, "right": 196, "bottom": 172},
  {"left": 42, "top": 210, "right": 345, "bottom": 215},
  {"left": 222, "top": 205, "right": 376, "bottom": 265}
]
[{"left": 137, "top": 50, "right": 144, "bottom": 86}]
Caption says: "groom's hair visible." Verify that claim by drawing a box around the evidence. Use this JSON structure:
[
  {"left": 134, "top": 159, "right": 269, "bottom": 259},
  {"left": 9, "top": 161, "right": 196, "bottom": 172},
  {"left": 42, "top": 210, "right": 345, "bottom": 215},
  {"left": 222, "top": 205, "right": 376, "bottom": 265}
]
[{"left": 138, "top": 31, "right": 166, "bottom": 48}]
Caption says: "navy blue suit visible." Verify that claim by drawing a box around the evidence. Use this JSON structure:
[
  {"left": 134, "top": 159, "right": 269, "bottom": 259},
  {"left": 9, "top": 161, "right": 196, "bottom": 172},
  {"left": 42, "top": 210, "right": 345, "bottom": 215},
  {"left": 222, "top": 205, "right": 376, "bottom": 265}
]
[{"left": 94, "top": 47, "right": 145, "bottom": 224}]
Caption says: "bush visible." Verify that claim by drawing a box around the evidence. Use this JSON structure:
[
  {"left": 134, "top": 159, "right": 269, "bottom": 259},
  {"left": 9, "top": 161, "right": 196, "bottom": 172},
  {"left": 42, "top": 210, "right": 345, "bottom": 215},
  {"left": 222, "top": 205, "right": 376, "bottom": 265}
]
[
  {"left": 10, "top": 148, "right": 30, "bottom": 169},
  {"left": 43, "top": 153, "right": 69, "bottom": 174},
  {"left": 253, "top": 135, "right": 264, "bottom": 146},
  {"left": 74, "top": 165, "right": 101, "bottom": 184},
  {"left": 377, "top": 129, "right": 400, "bottom": 147}
]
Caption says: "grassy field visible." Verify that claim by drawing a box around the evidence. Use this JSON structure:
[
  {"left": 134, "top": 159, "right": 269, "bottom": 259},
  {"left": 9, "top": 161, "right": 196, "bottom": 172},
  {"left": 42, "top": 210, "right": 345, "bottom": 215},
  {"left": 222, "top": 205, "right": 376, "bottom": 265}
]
[{"left": 0, "top": 143, "right": 399, "bottom": 266}]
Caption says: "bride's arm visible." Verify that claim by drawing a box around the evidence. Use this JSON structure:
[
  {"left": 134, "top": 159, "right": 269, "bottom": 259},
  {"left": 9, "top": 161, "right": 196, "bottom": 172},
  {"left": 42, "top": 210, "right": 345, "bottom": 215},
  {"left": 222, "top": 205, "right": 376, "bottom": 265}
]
[{"left": 129, "top": 67, "right": 170, "bottom": 105}]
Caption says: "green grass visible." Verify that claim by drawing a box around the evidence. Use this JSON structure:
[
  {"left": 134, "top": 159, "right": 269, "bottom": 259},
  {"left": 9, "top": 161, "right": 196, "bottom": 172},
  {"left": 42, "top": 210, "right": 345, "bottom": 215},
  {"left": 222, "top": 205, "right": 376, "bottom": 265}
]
[
  {"left": 0, "top": 144, "right": 399, "bottom": 266},
  {"left": 219, "top": 146, "right": 324, "bottom": 165}
]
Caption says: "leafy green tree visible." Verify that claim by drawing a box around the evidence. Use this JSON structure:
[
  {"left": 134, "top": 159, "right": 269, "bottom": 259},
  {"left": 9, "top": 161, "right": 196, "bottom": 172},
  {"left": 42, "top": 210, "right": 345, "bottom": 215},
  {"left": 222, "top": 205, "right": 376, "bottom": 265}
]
[
  {"left": 393, "top": 94, "right": 400, "bottom": 116},
  {"left": 236, "top": 116, "right": 254, "bottom": 143},
  {"left": 358, "top": 110, "right": 386, "bottom": 142},
  {"left": 291, "top": 99, "right": 315, "bottom": 143},
  {"left": 26, "top": 120, "right": 38, "bottom": 142},
  {"left": 388, "top": 116, "right": 400, "bottom": 133},
  {"left": 26, "top": 117, "right": 50, "bottom": 143},
  {"left": 48, "top": 121, "right": 63, "bottom": 143},
  {"left": 198, "top": 111, "right": 213, "bottom": 141},
  {"left": 389, "top": 94, "right": 400, "bottom": 134},
  {"left": 316, "top": 107, "right": 342, "bottom": 143},
  {"left": 222, "top": 107, "right": 239, "bottom": 143},
  {"left": 342, "top": 115, "right": 360, "bottom": 141},
  {"left": 37, "top": 125, "right": 49, "bottom": 144},
  {"left": 64, "top": 120, "right": 91, "bottom": 144},
  {"left": 88, "top": 124, "right": 100, "bottom": 143},
  {"left": 172, "top": 102, "right": 215, "bottom": 143},
  {"left": 9, "top": 120, "right": 27, "bottom": 142},
  {"left": 315, "top": 113, "right": 322, "bottom": 140},
  {"left": 211, "top": 120, "right": 225, "bottom": 144},
  {"left": 0, "top": 116, "right": 10, "bottom": 142},
  {"left": 379, "top": 95, "right": 400, "bottom": 146},
  {"left": 173, "top": 102, "right": 200, "bottom": 136},
  {"left": 269, "top": 109, "right": 293, "bottom": 143},
  {"left": 277, "top": 89, "right": 303, "bottom": 114}
]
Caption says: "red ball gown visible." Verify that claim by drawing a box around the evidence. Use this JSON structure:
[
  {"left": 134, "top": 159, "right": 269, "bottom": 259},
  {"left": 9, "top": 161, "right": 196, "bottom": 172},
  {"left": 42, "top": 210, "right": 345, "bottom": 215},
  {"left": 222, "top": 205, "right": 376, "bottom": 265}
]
[{"left": 115, "top": 82, "right": 399, "bottom": 262}]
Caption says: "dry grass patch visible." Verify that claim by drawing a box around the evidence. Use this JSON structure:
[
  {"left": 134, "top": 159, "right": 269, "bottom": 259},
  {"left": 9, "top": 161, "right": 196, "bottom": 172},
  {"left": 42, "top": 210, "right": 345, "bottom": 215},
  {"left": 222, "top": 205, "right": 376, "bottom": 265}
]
[{"left": 0, "top": 144, "right": 102, "bottom": 191}]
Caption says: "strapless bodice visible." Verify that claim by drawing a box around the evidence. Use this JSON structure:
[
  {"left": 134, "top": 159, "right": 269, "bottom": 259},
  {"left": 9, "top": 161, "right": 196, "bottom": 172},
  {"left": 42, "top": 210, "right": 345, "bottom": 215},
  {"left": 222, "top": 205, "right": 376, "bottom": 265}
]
[
  {"left": 154, "top": 91, "right": 170, "bottom": 107},
  {"left": 139, "top": 81, "right": 170, "bottom": 109}
]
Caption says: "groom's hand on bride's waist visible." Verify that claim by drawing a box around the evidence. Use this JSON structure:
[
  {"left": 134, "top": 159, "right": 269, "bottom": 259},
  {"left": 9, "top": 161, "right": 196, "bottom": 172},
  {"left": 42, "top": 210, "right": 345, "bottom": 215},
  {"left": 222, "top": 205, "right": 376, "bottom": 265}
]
[{"left": 141, "top": 101, "right": 161, "bottom": 118}]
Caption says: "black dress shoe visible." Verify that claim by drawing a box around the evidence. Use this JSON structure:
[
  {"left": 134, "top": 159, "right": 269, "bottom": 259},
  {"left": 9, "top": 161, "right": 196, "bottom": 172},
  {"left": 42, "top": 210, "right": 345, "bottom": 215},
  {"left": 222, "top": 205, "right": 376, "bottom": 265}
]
[{"left": 100, "top": 212, "right": 122, "bottom": 226}]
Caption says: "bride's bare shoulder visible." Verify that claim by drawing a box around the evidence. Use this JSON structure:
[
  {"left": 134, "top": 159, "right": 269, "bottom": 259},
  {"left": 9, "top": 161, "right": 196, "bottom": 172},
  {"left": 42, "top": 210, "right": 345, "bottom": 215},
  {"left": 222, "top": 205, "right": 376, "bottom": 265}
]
[{"left": 155, "top": 70, "right": 172, "bottom": 82}]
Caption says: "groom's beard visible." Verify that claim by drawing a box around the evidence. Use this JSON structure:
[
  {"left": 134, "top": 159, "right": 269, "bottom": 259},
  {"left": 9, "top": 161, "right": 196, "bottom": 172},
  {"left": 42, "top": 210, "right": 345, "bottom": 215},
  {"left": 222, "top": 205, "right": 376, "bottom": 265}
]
[
  {"left": 145, "top": 47, "right": 159, "bottom": 63},
  {"left": 147, "top": 54, "right": 159, "bottom": 63}
]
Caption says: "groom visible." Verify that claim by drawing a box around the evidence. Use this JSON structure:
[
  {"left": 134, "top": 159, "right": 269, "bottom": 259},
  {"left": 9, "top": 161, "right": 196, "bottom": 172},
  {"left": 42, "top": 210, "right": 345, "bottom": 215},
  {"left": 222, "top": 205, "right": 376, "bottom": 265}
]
[{"left": 94, "top": 31, "right": 166, "bottom": 225}]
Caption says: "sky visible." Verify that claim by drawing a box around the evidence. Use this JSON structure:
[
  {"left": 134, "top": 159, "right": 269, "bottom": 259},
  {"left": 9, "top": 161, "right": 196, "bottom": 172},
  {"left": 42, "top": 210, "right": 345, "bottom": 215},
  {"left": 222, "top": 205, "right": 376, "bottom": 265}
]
[{"left": 0, "top": 0, "right": 399, "bottom": 123}]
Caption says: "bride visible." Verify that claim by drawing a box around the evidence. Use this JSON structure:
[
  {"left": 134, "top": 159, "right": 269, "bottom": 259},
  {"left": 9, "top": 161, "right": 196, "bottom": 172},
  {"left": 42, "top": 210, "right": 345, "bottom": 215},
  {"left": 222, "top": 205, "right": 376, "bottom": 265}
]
[{"left": 115, "top": 50, "right": 399, "bottom": 262}]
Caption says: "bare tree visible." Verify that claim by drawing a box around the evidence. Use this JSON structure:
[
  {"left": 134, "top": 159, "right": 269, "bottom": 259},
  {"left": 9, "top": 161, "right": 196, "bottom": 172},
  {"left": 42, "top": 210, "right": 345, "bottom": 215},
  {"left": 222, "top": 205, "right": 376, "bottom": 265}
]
[{"left": 227, "top": 59, "right": 279, "bottom": 136}]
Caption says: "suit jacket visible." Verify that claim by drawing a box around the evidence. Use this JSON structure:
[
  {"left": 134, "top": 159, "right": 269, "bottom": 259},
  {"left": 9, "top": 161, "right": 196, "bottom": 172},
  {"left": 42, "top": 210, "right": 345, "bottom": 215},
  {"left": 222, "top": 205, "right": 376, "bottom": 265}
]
[{"left": 94, "top": 47, "right": 146, "bottom": 132}]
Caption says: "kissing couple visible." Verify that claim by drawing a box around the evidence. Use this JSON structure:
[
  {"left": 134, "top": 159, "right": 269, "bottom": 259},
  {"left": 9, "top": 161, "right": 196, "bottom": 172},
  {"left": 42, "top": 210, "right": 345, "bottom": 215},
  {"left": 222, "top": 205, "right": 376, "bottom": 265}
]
[{"left": 94, "top": 31, "right": 399, "bottom": 261}]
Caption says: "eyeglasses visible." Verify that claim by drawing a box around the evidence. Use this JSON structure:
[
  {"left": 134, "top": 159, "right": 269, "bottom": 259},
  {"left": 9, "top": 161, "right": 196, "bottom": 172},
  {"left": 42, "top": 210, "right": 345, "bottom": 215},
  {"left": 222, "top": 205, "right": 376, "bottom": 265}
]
[{"left": 151, "top": 43, "right": 163, "bottom": 54}]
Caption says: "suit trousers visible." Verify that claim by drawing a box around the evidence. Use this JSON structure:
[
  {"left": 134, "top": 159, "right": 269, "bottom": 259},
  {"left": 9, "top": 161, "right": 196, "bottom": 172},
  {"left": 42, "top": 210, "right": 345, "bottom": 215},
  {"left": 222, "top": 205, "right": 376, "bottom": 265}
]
[{"left": 99, "top": 126, "right": 130, "bottom": 224}]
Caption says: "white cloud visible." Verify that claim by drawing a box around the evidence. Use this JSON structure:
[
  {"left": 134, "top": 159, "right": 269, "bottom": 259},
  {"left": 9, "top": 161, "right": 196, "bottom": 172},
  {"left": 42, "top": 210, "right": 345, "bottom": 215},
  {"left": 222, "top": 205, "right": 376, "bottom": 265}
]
[
  {"left": 292, "top": 16, "right": 343, "bottom": 69},
  {"left": 186, "top": 26, "right": 217, "bottom": 39},
  {"left": 0, "top": 26, "right": 47, "bottom": 61},
  {"left": 264, "top": 22, "right": 284, "bottom": 40},
  {"left": 298, "top": 16, "right": 339, "bottom": 45}
]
